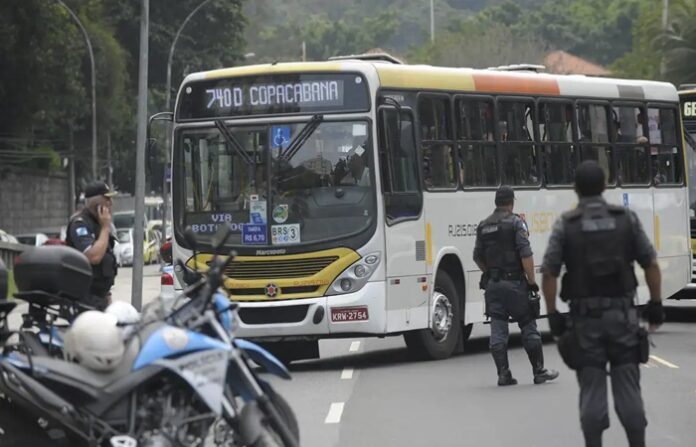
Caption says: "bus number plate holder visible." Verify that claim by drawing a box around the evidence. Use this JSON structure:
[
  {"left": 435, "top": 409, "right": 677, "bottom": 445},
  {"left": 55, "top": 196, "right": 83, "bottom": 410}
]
[{"left": 331, "top": 306, "right": 369, "bottom": 322}]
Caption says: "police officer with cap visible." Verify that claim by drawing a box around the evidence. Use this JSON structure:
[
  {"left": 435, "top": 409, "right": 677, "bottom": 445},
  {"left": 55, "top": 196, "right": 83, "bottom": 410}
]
[
  {"left": 474, "top": 185, "right": 559, "bottom": 386},
  {"left": 541, "top": 160, "right": 663, "bottom": 447},
  {"left": 66, "top": 181, "right": 118, "bottom": 310}
]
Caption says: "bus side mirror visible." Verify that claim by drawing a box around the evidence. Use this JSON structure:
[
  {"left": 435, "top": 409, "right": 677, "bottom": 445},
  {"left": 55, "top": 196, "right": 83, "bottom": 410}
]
[{"left": 147, "top": 138, "right": 158, "bottom": 175}]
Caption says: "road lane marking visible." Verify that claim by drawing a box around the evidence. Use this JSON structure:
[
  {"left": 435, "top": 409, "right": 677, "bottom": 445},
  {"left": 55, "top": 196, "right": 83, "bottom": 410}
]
[
  {"left": 649, "top": 355, "right": 679, "bottom": 369},
  {"left": 325, "top": 402, "right": 344, "bottom": 424},
  {"left": 341, "top": 368, "right": 354, "bottom": 379},
  {"left": 349, "top": 341, "right": 360, "bottom": 352}
]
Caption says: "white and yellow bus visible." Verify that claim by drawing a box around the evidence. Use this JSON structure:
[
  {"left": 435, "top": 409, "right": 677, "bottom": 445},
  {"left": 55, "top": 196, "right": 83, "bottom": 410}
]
[
  {"left": 162, "top": 56, "right": 690, "bottom": 361},
  {"left": 679, "top": 86, "right": 696, "bottom": 292}
]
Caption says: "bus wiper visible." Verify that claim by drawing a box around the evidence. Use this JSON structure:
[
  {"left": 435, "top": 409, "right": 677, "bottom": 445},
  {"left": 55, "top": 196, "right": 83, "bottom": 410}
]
[
  {"left": 215, "top": 120, "right": 253, "bottom": 166},
  {"left": 280, "top": 114, "right": 324, "bottom": 162},
  {"left": 684, "top": 130, "right": 696, "bottom": 151}
]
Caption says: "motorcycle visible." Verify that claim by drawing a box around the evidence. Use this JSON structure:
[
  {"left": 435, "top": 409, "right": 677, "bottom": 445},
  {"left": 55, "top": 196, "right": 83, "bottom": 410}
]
[{"left": 0, "top": 224, "right": 300, "bottom": 447}]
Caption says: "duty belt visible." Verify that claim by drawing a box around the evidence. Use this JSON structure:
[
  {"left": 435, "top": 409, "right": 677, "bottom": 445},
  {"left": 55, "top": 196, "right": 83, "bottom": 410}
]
[
  {"left": 569, "top": 296, "right": 634, "bottom": 317},
  {"left": 489, "top": 269, "right": 525, "bottom": 281}
]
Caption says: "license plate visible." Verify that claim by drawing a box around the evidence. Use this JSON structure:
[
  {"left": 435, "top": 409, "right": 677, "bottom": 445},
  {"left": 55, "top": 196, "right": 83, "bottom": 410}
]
[{"left": 331, "top": 306, "right": 369, "bottom": 322}]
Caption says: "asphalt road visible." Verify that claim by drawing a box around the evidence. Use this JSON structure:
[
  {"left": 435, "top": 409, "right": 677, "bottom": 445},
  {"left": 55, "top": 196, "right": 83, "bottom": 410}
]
[
  {"left": 260, "top": 304, "right": 696, "bottom": 447},
  {"left": 109, "top": 273, "right": 696, "bottom": 447}
]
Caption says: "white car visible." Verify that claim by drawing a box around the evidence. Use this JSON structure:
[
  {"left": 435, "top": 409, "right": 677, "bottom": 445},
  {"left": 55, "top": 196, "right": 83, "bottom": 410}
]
[{"left": 0, "top": 229, "right": 18, "bottom": 244}]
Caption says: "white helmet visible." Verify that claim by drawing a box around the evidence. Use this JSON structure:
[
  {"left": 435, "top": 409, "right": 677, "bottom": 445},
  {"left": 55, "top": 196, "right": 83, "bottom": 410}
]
[
  {"left": 63, "top": 311, "right": 125, "bottom": 372},
  {"left": 105, "top": 301, "right": 140, "bottom": 338}
]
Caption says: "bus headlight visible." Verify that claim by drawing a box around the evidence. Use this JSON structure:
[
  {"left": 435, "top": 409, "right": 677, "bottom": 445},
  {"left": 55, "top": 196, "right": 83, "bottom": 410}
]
[{"left": 327, "top": 252, "right": 381, "bottom": 295}]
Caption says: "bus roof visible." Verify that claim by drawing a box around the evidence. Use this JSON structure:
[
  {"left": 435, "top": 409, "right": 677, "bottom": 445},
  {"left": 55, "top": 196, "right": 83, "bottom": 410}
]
[{"left": 182, "top": 60, "right": 678, "bottom": 102}]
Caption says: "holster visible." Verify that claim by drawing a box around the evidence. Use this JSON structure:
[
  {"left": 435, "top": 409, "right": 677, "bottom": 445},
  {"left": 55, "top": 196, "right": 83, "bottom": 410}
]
[
  {"left": 557, "top": 329, "right": 583, "bottom": 370},
  {"left": 528, "top": 291, "right": 541, "bottom": 319},
  {"left": 637, "top": 326, "right": 650, "bottom": 364},
  {"left": 479, "top": 271, "right": 490, "bottom": 290}
]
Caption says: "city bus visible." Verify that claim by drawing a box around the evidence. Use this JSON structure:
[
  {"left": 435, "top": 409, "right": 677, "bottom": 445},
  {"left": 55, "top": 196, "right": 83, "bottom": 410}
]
[
  {"left": 679, "top": 86, "right": 696, "bottom": 292},
  {"left": 161, "top": 56, "right": 690, "bottom": 361}
]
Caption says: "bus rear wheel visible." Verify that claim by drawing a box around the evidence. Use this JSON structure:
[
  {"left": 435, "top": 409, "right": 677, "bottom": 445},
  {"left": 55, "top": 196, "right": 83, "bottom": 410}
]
[{"left": 404, "top": 270, "right": 461, "bottom": 360}]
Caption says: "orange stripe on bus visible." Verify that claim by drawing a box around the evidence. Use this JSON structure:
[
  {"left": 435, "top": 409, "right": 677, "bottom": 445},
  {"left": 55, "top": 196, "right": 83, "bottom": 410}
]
[{"left": 472, "top": 73, "right": 560, "bottom": 95}]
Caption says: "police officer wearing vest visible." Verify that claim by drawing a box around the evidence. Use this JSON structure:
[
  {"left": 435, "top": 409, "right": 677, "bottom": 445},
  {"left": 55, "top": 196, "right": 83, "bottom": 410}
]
[
  {"left": 66, "top": 181, "right": 118, "bottom": 310},
  {"left": 474, "top": 185, "right": 559, "bottom": 386},
  {"left": 542, "top": 161, "right": 664, "bottom": 447}
]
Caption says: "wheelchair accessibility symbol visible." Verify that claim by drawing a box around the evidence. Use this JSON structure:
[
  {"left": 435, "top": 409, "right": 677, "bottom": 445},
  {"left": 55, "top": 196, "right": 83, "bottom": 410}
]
[{"left": 271, "top": 126, "right": 291, "bottom": 149}]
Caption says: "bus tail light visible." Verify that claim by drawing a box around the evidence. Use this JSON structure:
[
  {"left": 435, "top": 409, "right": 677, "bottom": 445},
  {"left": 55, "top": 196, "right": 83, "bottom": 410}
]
[{"left": 161, "top": 272, "right": 174, "bottom": 286}]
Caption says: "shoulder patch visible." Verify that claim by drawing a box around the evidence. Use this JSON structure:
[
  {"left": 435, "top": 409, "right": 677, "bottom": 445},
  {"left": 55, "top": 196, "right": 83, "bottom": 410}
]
[
  {"left": 607, "top": 204, "right": 627, "bottom": 215},
  {"left": 562, "top": 208, "right": 583, "bottom": 221},
  {"left": 76, "top": 226, "right": 89, "bottom": 237}
]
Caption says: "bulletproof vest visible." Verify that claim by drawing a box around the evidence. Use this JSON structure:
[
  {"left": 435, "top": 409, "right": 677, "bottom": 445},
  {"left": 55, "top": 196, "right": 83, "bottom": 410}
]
[
  {"left": 66, "top": 210, "right": 117, "bottom": 291},
  {"left": 477, "top": 211, "right": 523, "bottom": 274},
  {"left": 560, "top": 201, "right": 638, "bottom": 301}
]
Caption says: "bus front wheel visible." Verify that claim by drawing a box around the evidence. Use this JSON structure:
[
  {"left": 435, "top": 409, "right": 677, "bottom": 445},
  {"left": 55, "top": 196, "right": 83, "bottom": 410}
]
[{"left": 404, "top": 270, "right": 461, "bottom": 360}]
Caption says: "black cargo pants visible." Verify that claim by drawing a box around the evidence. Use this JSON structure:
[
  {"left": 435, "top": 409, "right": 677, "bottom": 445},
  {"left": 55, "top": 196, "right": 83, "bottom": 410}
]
[
  {"left": 485, "top": 279, "right": 541, "bottom": 352},
  {"left": 571, "top": 306, "right": 647, "bottom": 447}
]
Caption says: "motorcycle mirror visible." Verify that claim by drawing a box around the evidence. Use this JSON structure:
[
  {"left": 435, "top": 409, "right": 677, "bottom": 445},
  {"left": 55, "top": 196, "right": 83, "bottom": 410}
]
[
  {"left": 183, "top": 227, "right": 198, "bottom": 249},
  {"left": 212, "top": 223, "right": 233, "bottom": 251}
]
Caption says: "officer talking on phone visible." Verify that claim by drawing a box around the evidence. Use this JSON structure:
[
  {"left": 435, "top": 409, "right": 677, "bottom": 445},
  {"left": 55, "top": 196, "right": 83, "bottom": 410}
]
[
  {"left": 66, "top": 182, "right": 118, "bottom": 310},
  {"left": 541, "top": 161, "right": 664, "bottom": 447},
  {"left": 474, "top": 185, "right": 559, "bottom": 386}
]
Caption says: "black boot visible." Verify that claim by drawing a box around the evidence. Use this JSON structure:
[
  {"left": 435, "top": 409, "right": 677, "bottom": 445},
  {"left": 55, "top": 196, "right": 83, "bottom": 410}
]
[
  {"left": 525, "top": 341, "right": 559, "bottom": 384},
  {"left": 583, "top": 430, "right": 602, "bottom": 447},
  {"left": 626, "top": 430, "right": 646, "bottom": 447},
  {"left": 491, "top": 346, "right": 517, "bottom": 386}
]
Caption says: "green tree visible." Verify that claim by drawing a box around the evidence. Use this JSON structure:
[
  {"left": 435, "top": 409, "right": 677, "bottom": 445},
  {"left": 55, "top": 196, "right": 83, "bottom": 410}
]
[
  {"left": 409, "top": 18, "right": 548, "bottom": 67},
  {"left": 661, "top": 0, "right": 696, "bottom": 86}
]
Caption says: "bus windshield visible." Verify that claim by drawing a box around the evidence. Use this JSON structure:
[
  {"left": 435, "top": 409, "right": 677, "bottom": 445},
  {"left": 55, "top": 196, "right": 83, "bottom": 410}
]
[{"left": 179, "top": 119, "right": 375, "bottom": 247}]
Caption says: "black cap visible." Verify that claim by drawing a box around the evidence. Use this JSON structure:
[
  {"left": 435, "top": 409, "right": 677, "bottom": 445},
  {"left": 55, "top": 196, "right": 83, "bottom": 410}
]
[
  {"left": 84, "top": 182, "right": 117, "bottom": 199},
  {"left": 495, "top": 185, "right": 515, "bottom": 205},
  {"left": 574, "top": 161, "right": 605, "bottom": 197}
]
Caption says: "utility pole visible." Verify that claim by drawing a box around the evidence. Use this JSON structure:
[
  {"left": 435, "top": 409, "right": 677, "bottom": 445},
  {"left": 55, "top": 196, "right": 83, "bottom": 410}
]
[
  {"left": 107, "top": 132, "right": 113, "bottom": 187},
  {"left": 68, "top": 123, "right": 76, "bottom": 217},
  {"left": 132, "top": 0, "right": 149, "bottom": 311},
  {"left": 661, "top": 0, "right": 669, "bottom": 77},
  {"left": 55, "top": 0, "right": 97, "bottom": 180},
  {"left": 430, "top": 0, "right": 435, "bottom": 42},
  {"left": 302, "top": 41, "right": 307, "bottom": 61}
]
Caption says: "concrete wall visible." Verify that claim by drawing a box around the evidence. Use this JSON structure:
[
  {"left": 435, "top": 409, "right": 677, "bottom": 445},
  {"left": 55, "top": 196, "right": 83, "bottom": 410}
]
[{"left": 0, "top": 169, "right": 70, "bottom": 235}]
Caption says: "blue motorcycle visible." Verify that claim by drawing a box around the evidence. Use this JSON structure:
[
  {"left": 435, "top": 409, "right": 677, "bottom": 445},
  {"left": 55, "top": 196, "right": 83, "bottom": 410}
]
[{"left": 0, "top": 225, "right": 300, "bottom": 447}]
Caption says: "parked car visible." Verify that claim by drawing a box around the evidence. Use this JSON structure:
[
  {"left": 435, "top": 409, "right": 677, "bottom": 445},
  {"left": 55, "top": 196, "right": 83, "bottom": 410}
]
[
  {"left": 113, "top": 211, "right": 149, "bottom": 230},
  {"left": 114, "top": 228, "right": 160, "bottom": 266},
  {"left": 15, "top": 233, "right": 49, "bottom": 246},
  {"left": 0, "top": 229, "right": 18, "bottom": 244}
]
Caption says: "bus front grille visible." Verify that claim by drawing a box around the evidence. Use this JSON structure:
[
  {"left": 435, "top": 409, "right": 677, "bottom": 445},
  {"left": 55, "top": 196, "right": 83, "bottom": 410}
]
[
  {"left": 230, "top": 286, "right": 319, "bottom": 296},
  {"left": 225, "top": 256, "right": 339, "bottom": 279}
]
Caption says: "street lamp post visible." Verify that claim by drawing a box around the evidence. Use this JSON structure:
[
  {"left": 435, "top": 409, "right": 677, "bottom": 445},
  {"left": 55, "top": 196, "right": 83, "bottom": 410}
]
[
  {"left": 162, "top": 0, "right": 217, "bottom": 242},
  {"left": 56, "top": 0, "right": 98, "bottom": 180}
]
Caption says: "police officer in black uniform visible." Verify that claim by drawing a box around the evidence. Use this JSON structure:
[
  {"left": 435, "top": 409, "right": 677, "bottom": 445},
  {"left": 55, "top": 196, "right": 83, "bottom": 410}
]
[
  {"left": 542, "top": 161, "right": 664, "bottom": 447},
  {"left": 474, "top": 185, "right": 559, "bottom": 386},
  {"left": 66, "top": 182, "right": 118, "bottom": 310}
]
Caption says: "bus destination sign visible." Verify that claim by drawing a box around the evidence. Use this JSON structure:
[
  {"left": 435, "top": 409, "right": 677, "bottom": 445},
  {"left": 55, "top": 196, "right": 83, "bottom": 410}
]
[{"left": 177, "top": 73, "right": 370, "bottom": 120}]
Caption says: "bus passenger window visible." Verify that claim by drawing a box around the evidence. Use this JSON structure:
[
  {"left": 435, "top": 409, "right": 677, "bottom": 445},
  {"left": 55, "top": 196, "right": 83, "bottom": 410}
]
[
  {"left": 648, "top": 107, "right": 682, "bottom": 185},
  {"left": 378, "top": 108, "right": 422, "bottom": 222},
  {"left": 418, "top": 96, "right": 457, "bottom": 189},
  {"left": 498, "top": 100, "right": 539, "bottom": 186},
  {"left": 613, "top": 105, "right": 650, "bottom": 185},
  {"left": 539, "top": 102, "right": 576, "bottom": 185},
  {"left": 456, "top": 98, "right": 498, "bottom": 187},
  {"left": 576, "top": 103, "right": 615, "bottom": 184}
]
